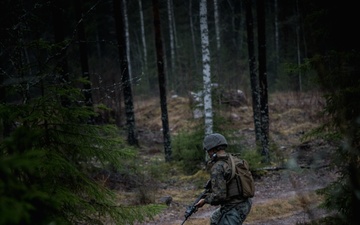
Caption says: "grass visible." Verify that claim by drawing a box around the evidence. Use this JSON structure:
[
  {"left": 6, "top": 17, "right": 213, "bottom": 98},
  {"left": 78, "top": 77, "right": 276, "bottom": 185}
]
[
  {"left": 247, "top": 192, "right": 323, "bottom": 223},
  {"left": 122, "top": 160, "right": 327, "bottom": 225},
  {"left": 127, "top": 91, "right": 331, "bottom": 224}
]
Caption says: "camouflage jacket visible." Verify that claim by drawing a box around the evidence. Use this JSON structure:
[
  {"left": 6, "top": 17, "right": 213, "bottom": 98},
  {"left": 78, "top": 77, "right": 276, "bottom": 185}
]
[{"left": 204, "top": 154, "right": 244, "bottom": 206}]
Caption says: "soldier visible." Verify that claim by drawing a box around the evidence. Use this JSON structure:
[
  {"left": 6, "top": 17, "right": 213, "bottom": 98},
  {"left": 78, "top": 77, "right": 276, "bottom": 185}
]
[{"left": 195, "top": 133, "right": 252, "bottom": 225}]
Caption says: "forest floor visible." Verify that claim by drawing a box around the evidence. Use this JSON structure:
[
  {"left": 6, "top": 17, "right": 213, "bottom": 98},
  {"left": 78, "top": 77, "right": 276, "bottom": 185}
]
[{"left": 120, "top": 91, "right": 338, "bottom": 225}]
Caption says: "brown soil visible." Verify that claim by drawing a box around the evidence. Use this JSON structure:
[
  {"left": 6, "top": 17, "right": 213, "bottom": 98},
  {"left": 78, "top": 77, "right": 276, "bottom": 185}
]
[{"left": 130, "top": 92, "right": 336, "bottom": 225}]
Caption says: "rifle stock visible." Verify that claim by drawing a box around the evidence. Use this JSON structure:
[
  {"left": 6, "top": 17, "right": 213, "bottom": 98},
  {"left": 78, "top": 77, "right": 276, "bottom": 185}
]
[{"left": 180, "top": 180, "right": 211, "bottom": 225}]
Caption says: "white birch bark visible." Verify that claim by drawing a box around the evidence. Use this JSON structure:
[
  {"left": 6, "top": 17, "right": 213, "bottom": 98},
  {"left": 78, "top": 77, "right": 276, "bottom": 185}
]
[
  {"left": 122, "top": 0, "right": 132, "bottom": 82},
  {"left": 200, "top": 0, "right": 213, "bottom": 135}
]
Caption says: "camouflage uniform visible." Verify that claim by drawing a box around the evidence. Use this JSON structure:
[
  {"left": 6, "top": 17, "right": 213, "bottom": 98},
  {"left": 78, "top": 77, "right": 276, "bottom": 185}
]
[{"left": 204, "top": 155, "right": 252, "bottom": 225}]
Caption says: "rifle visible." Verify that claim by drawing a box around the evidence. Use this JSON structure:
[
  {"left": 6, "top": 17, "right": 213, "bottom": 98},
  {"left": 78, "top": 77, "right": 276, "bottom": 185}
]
[{"left": 180, "top": 179, "right": 211, "bottom": 225}]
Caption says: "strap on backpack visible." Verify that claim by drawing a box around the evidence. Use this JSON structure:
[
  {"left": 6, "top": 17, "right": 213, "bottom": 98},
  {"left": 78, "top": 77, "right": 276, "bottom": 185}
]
[
  {"left": 228, "top": 154, "right": 245, "bottom": 197},
  {"left": 228, "top": 154, "right": 236, "bottom": 181}
]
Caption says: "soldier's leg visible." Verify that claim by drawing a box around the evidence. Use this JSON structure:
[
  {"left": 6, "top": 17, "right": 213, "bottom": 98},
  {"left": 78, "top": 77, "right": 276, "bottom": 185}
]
[
  {"left": 210, "top": 208, "right": 222, "bottom": 225},
  {"left": 217, "top": 199, "right": 253, "bottom": 225},
  {"left": 237, "top": 199, "right": 252, "bottom": 223}
]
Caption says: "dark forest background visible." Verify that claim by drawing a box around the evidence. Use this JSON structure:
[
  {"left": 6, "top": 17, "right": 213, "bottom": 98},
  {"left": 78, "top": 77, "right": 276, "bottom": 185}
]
[{"left": 1, "top": 0, "right": 359, "bottom": 225}]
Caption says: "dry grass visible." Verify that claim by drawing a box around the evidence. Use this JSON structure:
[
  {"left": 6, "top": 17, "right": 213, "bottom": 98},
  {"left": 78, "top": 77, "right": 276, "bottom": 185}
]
[
  {"left": 128, "top": 91, "right": 330, "bottom": 225},
  {"left": 247, "top": 192, "right": 323, "bottom": 223},
  {"left": 135, "top": 191, "right": 324, "bottom": 225},
  {"left": 134, "top": 96, "right": 195, "bottom": 133}
]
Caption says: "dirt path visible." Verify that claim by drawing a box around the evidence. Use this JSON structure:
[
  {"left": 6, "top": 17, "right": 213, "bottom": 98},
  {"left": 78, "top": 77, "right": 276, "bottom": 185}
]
[
  {"left": 133, "top": 94, "right": 333, "bottom": 225},
  {"left": 135, "top": 164, "right": 336, "bottom": 225}
]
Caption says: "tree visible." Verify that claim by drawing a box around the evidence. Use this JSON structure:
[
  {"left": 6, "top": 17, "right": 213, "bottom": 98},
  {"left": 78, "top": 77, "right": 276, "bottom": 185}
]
[
  {"left": 257, "top": 0, "right": 270, "bottom": 162},
  {"left": 243, "top": 0, "right": 270, "bottom": 162},
  {"left": 74, "top": 0, "right": 93, "bottom": 109},
  {"left": 52, "top": 0, "right": 70, "bottom": 107},
  {"left": 244, "top": 0, "right": 261, "bottom": 147},
  {"left": 312, "top": 50, "right": 360, "bottom": 225},
  {"left": 213, "top": 0, "right": 221, "bottom": 51},
  {"left": 212, "top": 0, "right": 220, "bottom": 80},
  {"left": 188, "top": 0, "right": 198, "bottom": 82},
  {"left": 302, "top": 1, "right": 360, "bottom": 223},
  {"left": 200, "top": 0, "right": 213, "bottom": 136},
  {"left": 152, "top": 0, "right": 172, "bottom": 162},
  {"left": 295, "top": 0, "right": 302, "bottom": 92},
  {"left": 138, "top": 0, "right": 149, "bottom": 88},
  {"left": 113, "top": 0, "right": 139, "bottom": 146},
  {"left": 273, "top": 0, "right": 280, "bottom": 79},
  {"left": 0, "top": 1, "right": 163, "bottom": 224},
  {"left": 167, "top": 0, "right": 176, "bottom": 91},
  {"left": 122, "top": 0, "right": 132, "bottom": 82}
]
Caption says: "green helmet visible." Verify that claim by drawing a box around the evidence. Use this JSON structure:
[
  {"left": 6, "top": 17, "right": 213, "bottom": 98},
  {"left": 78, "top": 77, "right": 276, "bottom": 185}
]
[{"left": 203, "top": 133, "right": 228, "bottom": 152}]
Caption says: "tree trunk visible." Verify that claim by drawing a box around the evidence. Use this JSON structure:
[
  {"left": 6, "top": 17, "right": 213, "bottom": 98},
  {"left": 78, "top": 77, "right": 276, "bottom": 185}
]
[
  {"left": 113, "top": 0, "right": 138, "bottom": 146},
  {"left": 0, "top": 53, "right": 10, "bottom": 139},
  {"left": 189, "top": 0, "right": 198, "bottom": 89},
  {"left": 152, "top": 0, "right": 172, "bottom": 162},
  {"left": 74, "top": 0, "right": 93, "bottom": 109},
  {"left": 257, "top": 0, "right": 270, "bottom": 162},
  {"left": 295, "top": 0, "right": 302, "bottom": 92},
  {"left": 244, "top": 0, "right": 261, "bottom": 144},
  {"left": 52, "top": 0, "right": 70, "bottom": 107},
  {"left": 122, "top": 0, "right": 132, "bottom": 83},
  {"left": 213, "top": 0, "right": 220, "bottom": 81},
  {"left": 200, "top": 0, "right": 213, "bottom": 136},
  {"left": 213, "top": 0, "right": 221, "bottom": 51},
  {"left": 167, "top": 0, "right": 176, "bottom": 92},
  {"left": 226, "top": 0, "right": 241, "bottom": 55},
  {"left": 138, "top": 0, "right": 149, "bottom": 89},
  {"left": 274, "top": 0, "right": 279, "bottom": 76}
]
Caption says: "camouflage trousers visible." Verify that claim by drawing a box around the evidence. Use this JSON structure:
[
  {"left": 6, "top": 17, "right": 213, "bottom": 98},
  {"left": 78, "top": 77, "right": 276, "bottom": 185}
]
[{"left": 210, "top": 198, "right": 252, "bottom": 225}]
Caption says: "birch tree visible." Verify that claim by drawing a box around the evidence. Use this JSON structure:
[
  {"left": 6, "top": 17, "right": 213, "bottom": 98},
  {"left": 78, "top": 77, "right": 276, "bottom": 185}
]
[
  {"left": 152, "top": 0, "right": 172, "bottom": 162},
  {"left": 113, "top": 0, "right": 138, "bottom": 146},
  {"left": 200, "top": 0, "right": 213, "bottom": 136}
]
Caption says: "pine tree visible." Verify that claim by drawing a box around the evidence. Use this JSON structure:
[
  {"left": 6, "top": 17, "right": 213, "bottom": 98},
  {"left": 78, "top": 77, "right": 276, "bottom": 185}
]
[{"left": 0, "top": 1, "right": 163, "bottom": 224}]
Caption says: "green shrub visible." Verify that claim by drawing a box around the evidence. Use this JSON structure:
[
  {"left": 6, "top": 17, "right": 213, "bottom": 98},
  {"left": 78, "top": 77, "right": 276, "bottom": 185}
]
[
  {"left": 172, "top": 117, "right": 263, "bottom": 175},
  {"left": 172, "top": 127, "right": 205, "bottom": 174},
  {"left": 0, "top": 84, "right": 164, "bottom": 225}
]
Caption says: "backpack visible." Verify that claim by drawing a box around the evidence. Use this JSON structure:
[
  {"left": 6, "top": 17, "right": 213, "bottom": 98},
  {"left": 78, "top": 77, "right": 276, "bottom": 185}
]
[{"left": 227, "top": 154, "right": 255, "bottom": 198}]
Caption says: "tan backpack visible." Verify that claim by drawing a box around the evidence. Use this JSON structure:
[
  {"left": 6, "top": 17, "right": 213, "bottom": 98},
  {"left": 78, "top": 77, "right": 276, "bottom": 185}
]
[{"left": 228, "top": 154, "right": 255, "bottom": 198}]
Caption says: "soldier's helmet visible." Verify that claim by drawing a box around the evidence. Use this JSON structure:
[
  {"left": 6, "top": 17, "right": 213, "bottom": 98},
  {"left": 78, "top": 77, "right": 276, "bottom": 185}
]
[{"left": 203, "top": 133, "right": 228, "bottom": 152}]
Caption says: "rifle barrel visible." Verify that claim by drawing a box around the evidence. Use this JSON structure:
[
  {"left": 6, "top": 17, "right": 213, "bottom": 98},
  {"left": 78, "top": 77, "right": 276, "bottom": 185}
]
[
  {"left": 180, "top": 180, "right": 211, "bottom": 225},
  {"left": 180, "top": 219, "right": 186, "bottom": 225}
]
